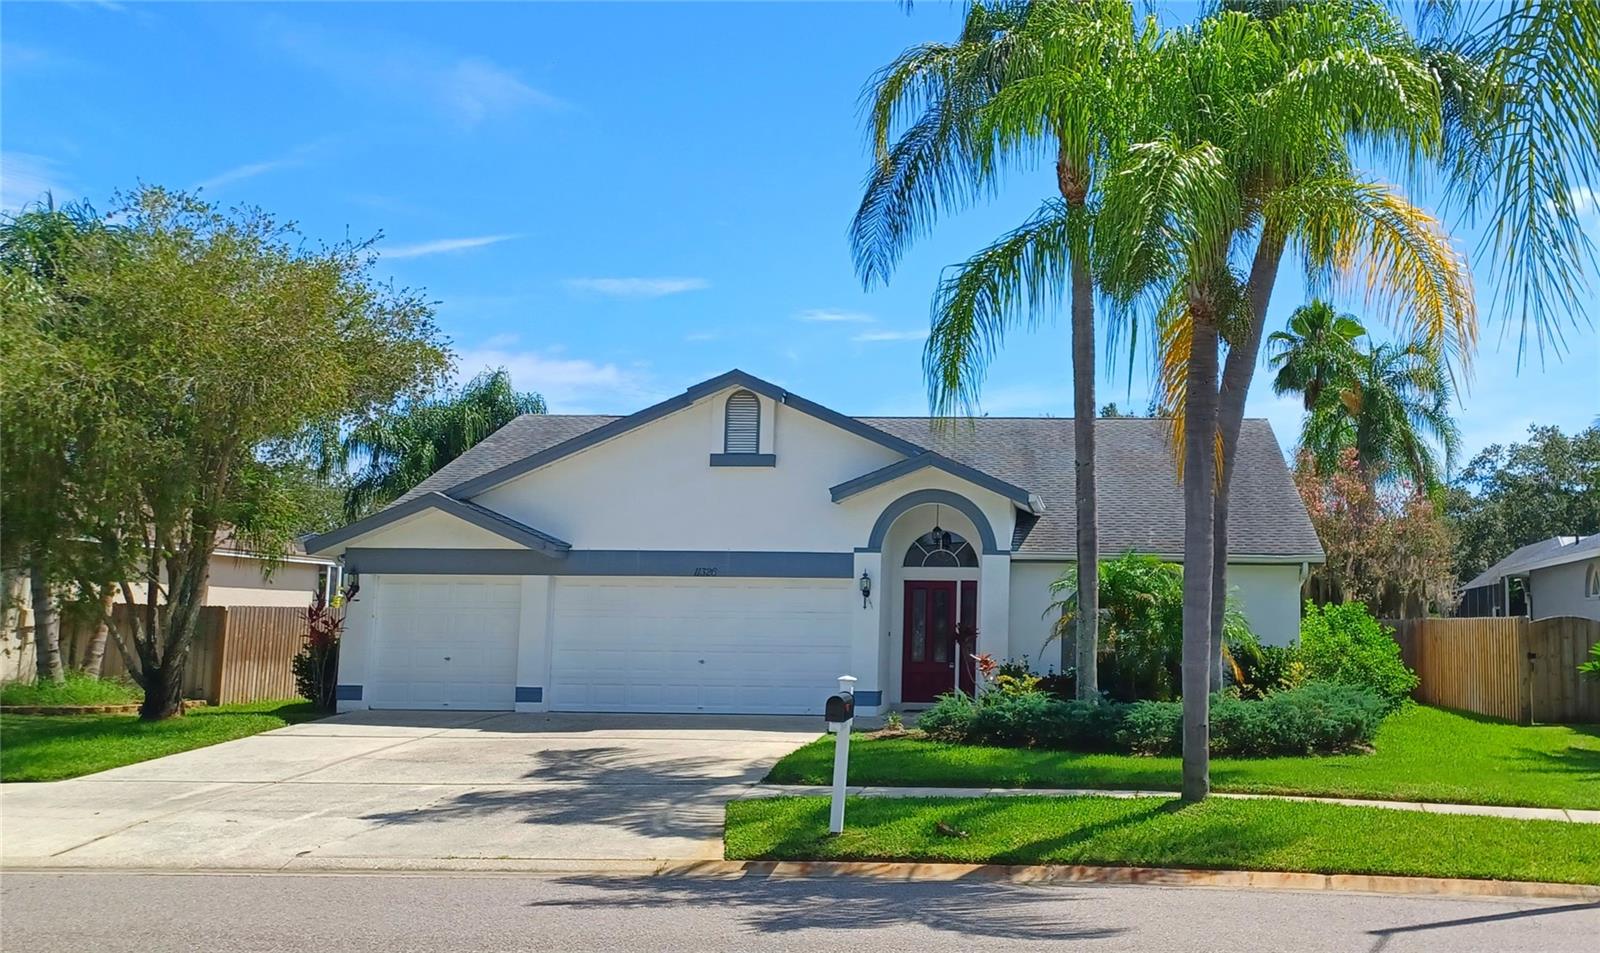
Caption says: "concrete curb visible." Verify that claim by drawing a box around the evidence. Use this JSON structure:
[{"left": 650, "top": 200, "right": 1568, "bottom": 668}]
[{"left": 6, "top": 856, "right": 1596, "bottom": 901}]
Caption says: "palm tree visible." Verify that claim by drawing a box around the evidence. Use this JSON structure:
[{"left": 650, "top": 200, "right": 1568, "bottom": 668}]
[
  {"left": 340, "top": 369, "right": 545, "bottom": 519},
  {"left": 854, "top": 0, "right": 1150, "bottom": 704},
  {"left": 1299, "top": 340, "right": 1461, "bottom": 491},
  {"left": 1267, "top": 301, "right": 1367, "bottom": 412},
  {"left": 1098, "top": 0, "right": 1477, "bottom": 800}
]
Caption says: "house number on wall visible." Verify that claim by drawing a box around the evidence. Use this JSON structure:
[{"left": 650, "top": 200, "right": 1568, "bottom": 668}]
[{"left": 692, "top": 567, "right": 719, "bottom": 576}]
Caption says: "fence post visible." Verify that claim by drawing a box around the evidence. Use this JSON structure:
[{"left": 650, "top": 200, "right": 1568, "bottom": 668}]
[
  {"left": 1515, "top": 618, "right": 1534, "bottom": 725},
  {"left": 211, "top": 607, "right": 229, "bottom": 706}
]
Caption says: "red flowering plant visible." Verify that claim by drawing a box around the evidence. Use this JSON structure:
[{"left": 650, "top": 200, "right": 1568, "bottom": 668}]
[{"left": 293, "top": 586, "right": 349, "bottom": 711}]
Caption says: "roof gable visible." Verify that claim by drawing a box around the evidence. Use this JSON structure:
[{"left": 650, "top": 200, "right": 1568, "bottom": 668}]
[
  {"left": 443, "top": 370, "right": 930, "bottom": 499},
  {"left": 307, "top": 492, "right": 570, "bottom": 556}
]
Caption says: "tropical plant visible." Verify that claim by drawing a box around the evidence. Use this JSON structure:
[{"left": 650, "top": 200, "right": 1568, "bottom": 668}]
[
  {"left": 1578, "top": 643, "right": 1600, "bottom": 682},
  {"left": 292, "top": 587, "right": 348, "bottom": 711},
  {"left": 853, "top": 0, "right": 1155, "bottom": 703},
  {"left": 1267, "top": 300, "right": 1367, "bottom": 412},
  {"left": 1297, "top": 339, "right": 1461, "bottom": 491},
  {"left": 1046, "top": 552, "right": 1258, "bottom": 702},
  {"left": 338, "top": 368, "right": 544, "bottom": 519}
]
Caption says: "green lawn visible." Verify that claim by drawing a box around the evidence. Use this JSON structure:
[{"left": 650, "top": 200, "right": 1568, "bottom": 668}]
[
  {"left": 768, "top": 706, "right": 1600, "bottom": 809},
  {"left": 0, "top": 672, "right": 144, "bottom": 707},
  {"left": 726, "top": 795, "right": 1600, "bottom": 885},
  {"left": 0, "top": 700, "right": 323, "bottom": 782}
]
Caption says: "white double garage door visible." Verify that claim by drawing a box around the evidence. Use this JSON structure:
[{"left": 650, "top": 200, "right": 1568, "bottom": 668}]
[{"left": 367, "top": 575, "right": 852, "bottom": 714}]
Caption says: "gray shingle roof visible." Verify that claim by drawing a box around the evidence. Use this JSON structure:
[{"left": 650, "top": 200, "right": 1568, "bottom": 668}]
[
  {"left": 859, "top": 417, "right": 1322, "bottom": 558},
  {"left": 395, "top": 410, "right": 1321, "bottom": 560},
  {"left": 1462, "top": 534, "right": 1600, "bottom": 591}
]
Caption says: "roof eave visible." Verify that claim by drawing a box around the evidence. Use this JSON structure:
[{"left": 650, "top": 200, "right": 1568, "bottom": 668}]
[
  {"left": 829, "top": 452, "right": 1033, "bottom": 507},
  {"left": 305, "top": 492, "right": 571, "bottom": 557}
]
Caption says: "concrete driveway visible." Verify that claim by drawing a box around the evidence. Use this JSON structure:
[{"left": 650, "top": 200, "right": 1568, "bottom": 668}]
[{"left": 0, "top": 711, "right": 821, "bottom": 871}]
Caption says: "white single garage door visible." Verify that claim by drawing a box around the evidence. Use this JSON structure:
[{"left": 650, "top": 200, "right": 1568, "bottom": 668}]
[
  {"left": 548, "top": 577, "right": 852, "bottom": 714},
  {"left": 370, "top": 576, "right": 520, "bottom": 710}
]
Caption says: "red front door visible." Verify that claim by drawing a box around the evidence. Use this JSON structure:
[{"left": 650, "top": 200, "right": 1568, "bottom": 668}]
[{"left": 902, "top": 580, "right": 976, "bottom": 703}]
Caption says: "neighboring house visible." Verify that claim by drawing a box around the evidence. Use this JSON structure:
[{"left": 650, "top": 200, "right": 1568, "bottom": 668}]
[
  {"left": 308, "top": 369, "right": 1323, "bottom": 716},
  {"left": 1457, "top": 534, "right": 1600, "bottom": 621}
]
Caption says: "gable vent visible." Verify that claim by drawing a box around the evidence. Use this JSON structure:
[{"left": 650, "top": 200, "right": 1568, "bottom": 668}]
[{"left": 724, "top": 390, "right": 761, "bottom": 453}]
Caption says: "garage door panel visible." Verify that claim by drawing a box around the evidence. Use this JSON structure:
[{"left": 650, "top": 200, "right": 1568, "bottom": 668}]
[
  {"left": 369, "top": 577, "right": 520, "bottom": 711},
  {"left": 550, "top": 577, "right": 851, "bottom": 715}
]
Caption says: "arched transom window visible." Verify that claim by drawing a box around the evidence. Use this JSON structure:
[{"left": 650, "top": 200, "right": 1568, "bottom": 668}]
[
  {"left": 904, "top": 528, "right": 978, "bottom": 568},
  {"left": 724, "top": 390, "right": 760, "bottom": 453}
]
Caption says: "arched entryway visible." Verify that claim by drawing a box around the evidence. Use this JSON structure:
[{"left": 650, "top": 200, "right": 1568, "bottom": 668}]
[{"left": 867, "top": 489, "right": 998, "bottom": 706}]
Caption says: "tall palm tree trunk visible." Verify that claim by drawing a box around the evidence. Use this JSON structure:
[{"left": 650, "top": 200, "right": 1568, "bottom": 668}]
[
  {"left": 1208, "top": 233, "right": 1287, "bottom": 690},
  {"left": 1181, "top": 304, "right": 1220, "bottom": 803},
  {"left": 81, "top": 588, "right": 115, "bottom": 679},
  {"left": 1065, "top": 195, "right": 1099, "bottom": 703}
]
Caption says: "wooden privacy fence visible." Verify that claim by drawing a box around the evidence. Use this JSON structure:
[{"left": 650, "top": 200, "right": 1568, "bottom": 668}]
[
  {"left": 84, "top": 605, "right": 311, "bottom": 705},
  {"left": 1385, "top": 616, "right": 1600, "bottom": 724}
]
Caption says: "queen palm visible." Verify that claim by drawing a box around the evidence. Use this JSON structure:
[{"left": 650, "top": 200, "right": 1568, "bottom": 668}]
[
  {"left": 852, "top": 0, "right": 1150, "bottom": 702},
  {"left": 340, "top": 368, "right": 545, "bottom": 519},
  {"left": 1097, "top": 1, "right": 1478, "bottom": 799},
  {"left": 1267, "top": 301, "right": 1367, "bottom": 412},
  {"left": 1299, "top": 340, "right": 1461, "bottom": 491}
]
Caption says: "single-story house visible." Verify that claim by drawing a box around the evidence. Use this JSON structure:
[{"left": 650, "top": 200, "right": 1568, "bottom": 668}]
[
  {"left": 308, "top": 369, "right": 1323, "bottom": 716},
  {"left": 1457, "top": 534, "right": 1600, "bottom": 621}
]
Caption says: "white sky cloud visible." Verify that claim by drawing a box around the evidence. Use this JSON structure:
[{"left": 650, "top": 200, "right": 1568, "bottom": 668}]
[
  {"left": 442, "top": 57, "right": 565, "bottom": 126},
  {"left": 684, "top": 331, "right": 719, "bottom": 342},
  {"left": 565, "top": 277, "right": 710, "bottom": 298},
  {"left": 797, "top": 308, "right": 875, "bottom": 323},
  {"left": 454, "top": 346, "right": 660, "bottom": 413},
  {"left": 383, "top": 234, "right": 522, "bottom": 259},
  {"left": 852, "top": 329, "right": 928, "bottom": 343},
  {"left": 1, "top": 152, "right": 75, "bottom": 212}
]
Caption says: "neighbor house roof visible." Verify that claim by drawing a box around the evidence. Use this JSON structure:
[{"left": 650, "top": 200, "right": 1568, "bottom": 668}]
[
  {"left": 1462, "top": 534, "right": 1600, "bottom": 591},
  {"left": 381, "top": 406, "right": 1321, "bottom": 560}
]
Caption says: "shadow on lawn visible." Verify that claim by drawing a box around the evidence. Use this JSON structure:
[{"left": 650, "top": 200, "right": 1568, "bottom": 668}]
[{"left": 532, "top": 875, "right": 1128, "bottom": 942}]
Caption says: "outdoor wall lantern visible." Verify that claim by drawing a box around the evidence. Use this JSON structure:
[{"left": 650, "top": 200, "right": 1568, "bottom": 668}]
[{"left": 858, "top": 570, "right": 872, "bottom": 608}]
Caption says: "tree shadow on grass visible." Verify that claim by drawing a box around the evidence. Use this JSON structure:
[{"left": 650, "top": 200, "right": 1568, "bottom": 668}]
[{"left": 530, "top": 875, "right": 1129, "bottom": 942}]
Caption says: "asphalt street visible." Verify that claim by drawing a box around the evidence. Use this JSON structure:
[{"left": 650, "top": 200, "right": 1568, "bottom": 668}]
[{"left": 3, "top": 870, "right": 1597, "bottom": 953}]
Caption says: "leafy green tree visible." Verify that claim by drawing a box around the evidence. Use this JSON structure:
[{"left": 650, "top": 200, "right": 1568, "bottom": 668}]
[
  {"left": 1298, "top": 340, "right": 1461, "bottom": 491},
  {"left": 338, "top": 368, "right": 545, "bottom": 519},
  {"left": 1267, "top": 300, "right": 1367, "bottom": 412},
  {"left": 1445, "top": 424, "right": 1600, "bottom": 583},
  {"left": 0, "top": 196, "right": 123, "bottom": 684},
  {"left": 855, "top": 0, "right": 1155, "bottom": 704},
  {"left": 50, "top": 186, "right": 449, "bottom": 719}
]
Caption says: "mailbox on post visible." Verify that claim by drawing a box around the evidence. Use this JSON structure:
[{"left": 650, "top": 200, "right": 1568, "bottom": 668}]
[
  {"left": 824, "top": 691, "right": 855, "bottom": 725},
  {"left": 825, "top": 675, "right": 856, "bottom": 834}
]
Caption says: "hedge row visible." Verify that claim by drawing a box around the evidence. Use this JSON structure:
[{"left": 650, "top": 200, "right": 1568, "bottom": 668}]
[{"left": 917, "top": 681, "right": 1384, "bottom": 757}]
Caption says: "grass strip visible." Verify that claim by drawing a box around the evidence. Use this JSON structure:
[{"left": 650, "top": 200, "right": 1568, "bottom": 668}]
[{"left": 725, "top": 794, "right": 1600, "bottom": 885}]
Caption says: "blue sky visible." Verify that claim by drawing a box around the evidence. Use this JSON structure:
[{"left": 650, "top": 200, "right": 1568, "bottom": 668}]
[{"left": 4, "top": 1, "right": 1596, "bottom": 467}]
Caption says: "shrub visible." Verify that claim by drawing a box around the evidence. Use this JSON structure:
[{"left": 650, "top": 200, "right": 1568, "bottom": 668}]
[
  {"left": 1298, "top": 601, "right": 1418, "bottom": 711},
  {"left": 292, "top": 590, "right": 346, "bottom": 711},
  {"left": 0, "top": 671, "right": 142, "bottom": 707},
  {"left": 1235, "top": 643, "right": 1307, "bottom": 699},
  {"left": 918, "top": 681, "right": 1383, "bottom": 757}
]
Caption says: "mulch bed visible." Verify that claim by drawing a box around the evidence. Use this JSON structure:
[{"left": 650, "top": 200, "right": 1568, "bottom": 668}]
[{"left": 0, "top": 699, "right": 209, "bottom": 716}]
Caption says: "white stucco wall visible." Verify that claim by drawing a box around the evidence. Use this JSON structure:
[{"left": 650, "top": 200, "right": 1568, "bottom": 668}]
[
  {"left": 1529, "top": 559, "right": 1600, "bottom": 622},
  {"left": 1007, "top": 561, "right": 1071, "bottom": 672},
  {"left": 344, "top": 509, "right": 524, "bottom": 549},
  {"left": 104, "top": 554, "right": 330, "bottom": 608}
]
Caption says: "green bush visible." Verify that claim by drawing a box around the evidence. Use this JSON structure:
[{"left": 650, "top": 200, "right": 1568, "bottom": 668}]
[
  {"left": 919, "top": 681, "right": 1383, "bottom": 757},
  {"left": 0, "top": 671, "right": 142, "bottom": 707},
  {"left": 1298, "top": 602, "right": 1418, "bottom": 711},
  {"left": 1235, "top": 643, "right": 1308, "bottom": 699}
]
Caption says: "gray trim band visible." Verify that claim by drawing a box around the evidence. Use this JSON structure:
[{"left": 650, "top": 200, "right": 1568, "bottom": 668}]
[
  {"left": 830, "top": 452, "right": 1031, "bottom": 506},
  {"left": 515, "top": 686, "right": 544, "bottom": 703},
  {"left": 343, "top": 548, "right": 855, "bottom": 578},
  {"left": 863, "top": 488, "right": 1003, "bottom": 555},
  {"left": 336, "top": 684, "right": 363, "bottom": 701},
  {"left": 445, "top": 370, "right": 925, "bottom": 499},
  {"left": 306, "top": 492, "right": 571, "bottom": 556},
  {"left": 855, "top": 690, "right": 883, "bottom": 707},
  {"left": 709, "top": 453, "right": 776, "bottom": 467}
]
